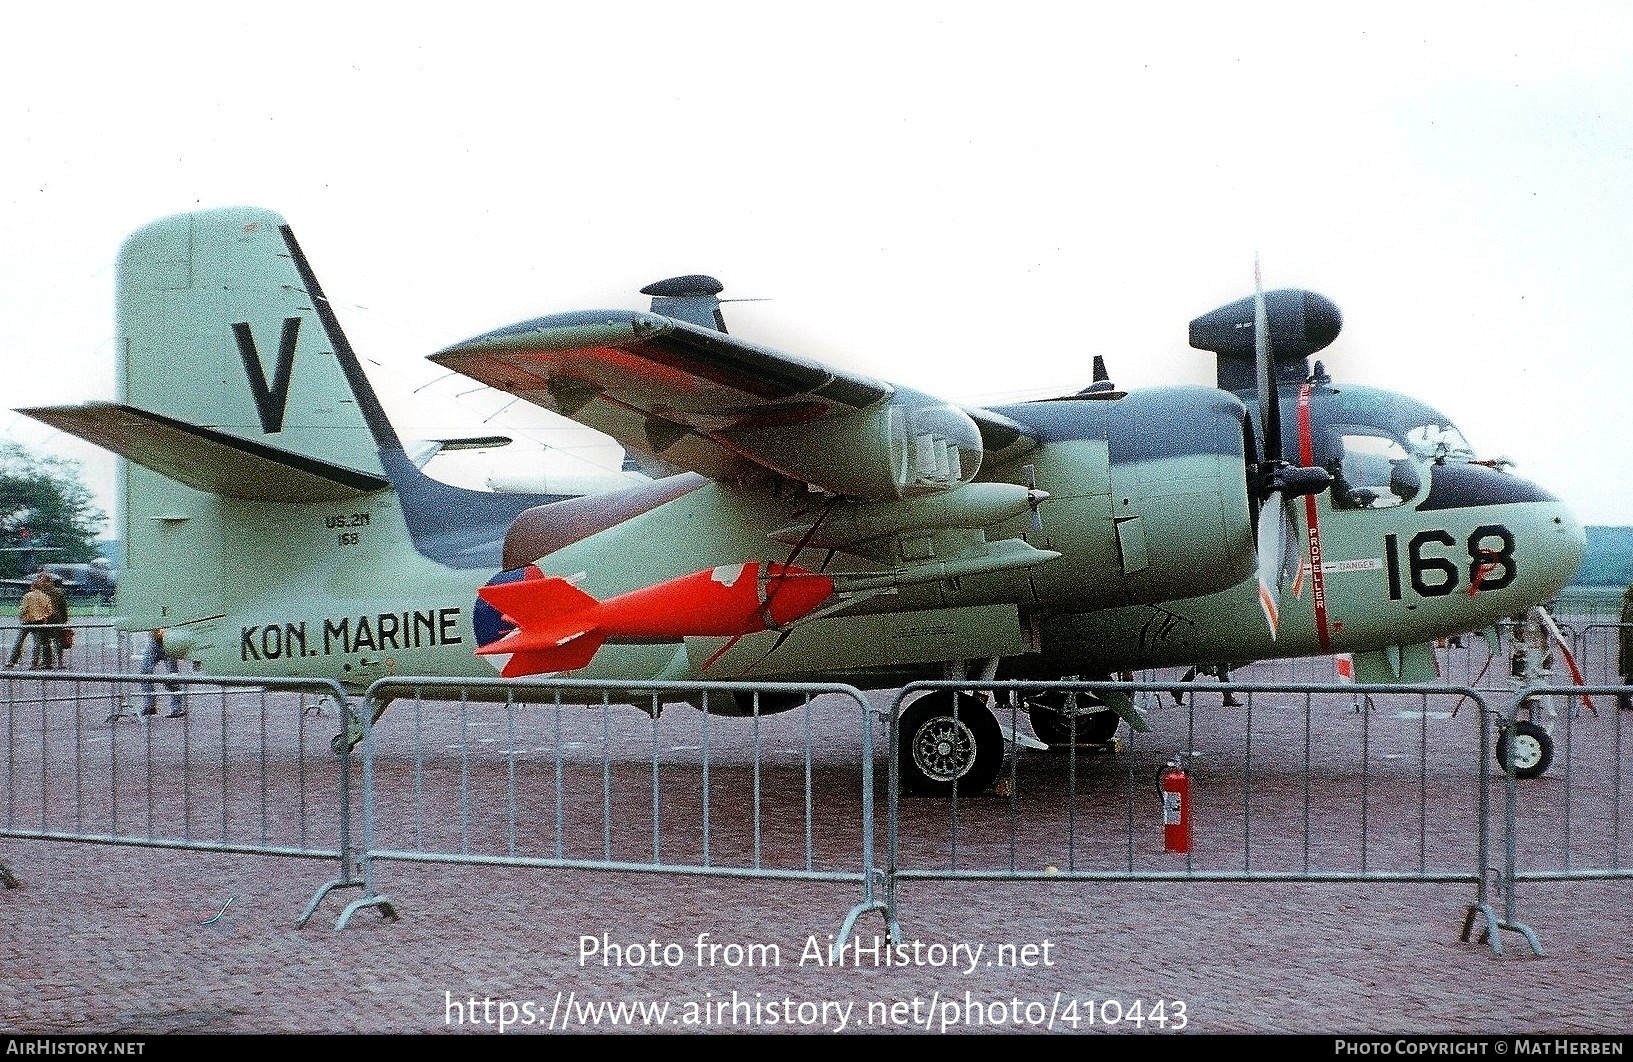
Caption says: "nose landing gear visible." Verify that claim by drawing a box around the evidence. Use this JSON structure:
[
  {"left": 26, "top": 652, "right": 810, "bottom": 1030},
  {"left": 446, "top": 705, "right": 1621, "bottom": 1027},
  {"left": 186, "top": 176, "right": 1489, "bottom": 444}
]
[{"left": 1495, "top": 718, "right": 1553, "bottom": 780}]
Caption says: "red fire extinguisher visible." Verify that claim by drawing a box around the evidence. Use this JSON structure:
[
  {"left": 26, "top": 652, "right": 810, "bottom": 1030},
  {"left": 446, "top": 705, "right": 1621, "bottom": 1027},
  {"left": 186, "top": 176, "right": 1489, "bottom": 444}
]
[{"left": 1159, "top": 756, "right": 1191, "bottom": 854}]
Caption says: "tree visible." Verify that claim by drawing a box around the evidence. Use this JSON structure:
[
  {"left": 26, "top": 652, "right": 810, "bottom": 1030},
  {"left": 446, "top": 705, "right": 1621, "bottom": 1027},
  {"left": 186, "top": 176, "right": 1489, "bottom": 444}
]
[{"left": 0, "top": 442, "right": 107, "bottom": 579}]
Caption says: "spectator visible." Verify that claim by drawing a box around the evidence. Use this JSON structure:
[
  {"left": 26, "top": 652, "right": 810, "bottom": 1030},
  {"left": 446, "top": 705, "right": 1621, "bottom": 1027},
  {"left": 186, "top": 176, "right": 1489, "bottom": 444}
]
[
  {"left": 6, "top": 573, "right": 57, "bottom": 669},
  {"left": 41, "top": 573, "right": 69, "bottom": 670},
  {"left": 139, "top": 628, "right": 186, "bottom": 718}
]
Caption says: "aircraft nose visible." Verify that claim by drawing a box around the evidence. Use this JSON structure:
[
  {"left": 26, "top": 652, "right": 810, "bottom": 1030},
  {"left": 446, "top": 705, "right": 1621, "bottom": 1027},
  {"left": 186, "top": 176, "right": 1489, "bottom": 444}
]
[
  {"left": 1421, "top": 461, "right": 1584, "bottom": 597},
  {"left": 1550, "top": 499, "right": 1588, "bottom": 595}
]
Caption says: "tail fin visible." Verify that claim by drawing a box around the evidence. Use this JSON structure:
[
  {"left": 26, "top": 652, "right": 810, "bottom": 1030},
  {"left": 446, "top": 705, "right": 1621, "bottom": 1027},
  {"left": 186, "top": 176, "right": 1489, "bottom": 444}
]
[
  {"left": 477, "top": 572, "right": 608, "bottom": 677},
  {"left": 20, "top": 207, "right": 570, "bottom": 628},
  {"left": 119, "top": 208, "right": 397, "bottom": 478},
  {"left": 35, "top": 208, "right": 400, "bottom": 626}
]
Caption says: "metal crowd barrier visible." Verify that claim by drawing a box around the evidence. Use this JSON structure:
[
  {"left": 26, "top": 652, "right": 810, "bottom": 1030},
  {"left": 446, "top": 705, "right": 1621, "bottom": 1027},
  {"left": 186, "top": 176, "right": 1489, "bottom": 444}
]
[
  {"left": 2, "top": 658, "right": 1628, "bottom": 957},
  {"left": 0, "top": 668, "right": 357, "bottom": 924},
  {"left": 1569, "top": 623, "right": 1632, "bottom": 692},
  {"left": 1, "top": 619, "right": 130, "bottom": 675},
  {"left": 1493, "top": 683, "right": 1631, "bottom": 879},
  {"left": 338, "top": 676, "right": 887, "bottom": 943},
  {"left": 881, "top": 678, "right": 1527, "bottom": 950}
]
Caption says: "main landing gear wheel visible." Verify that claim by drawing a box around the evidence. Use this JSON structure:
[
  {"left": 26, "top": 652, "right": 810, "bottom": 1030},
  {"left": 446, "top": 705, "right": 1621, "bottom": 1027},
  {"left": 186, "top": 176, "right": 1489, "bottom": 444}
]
[
  {"left": 1495, "top": 719, "right": 1554, "bottom": 780},
  {"left": 1027, "top": 702, "right": 1120, "bottom": 746},
  {"left": 897, "top": 691, "right": 1004, "bottom": 797}
]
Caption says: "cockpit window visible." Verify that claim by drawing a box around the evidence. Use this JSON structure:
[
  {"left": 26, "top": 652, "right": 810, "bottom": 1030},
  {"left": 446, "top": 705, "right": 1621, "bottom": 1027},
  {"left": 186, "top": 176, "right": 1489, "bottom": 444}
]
[
  {"left": 1329, "top": 432, "right": 1421, "bottom": 510},
  {"left": 1403, "top": 423, "right": 1476, "bottom": 463}
]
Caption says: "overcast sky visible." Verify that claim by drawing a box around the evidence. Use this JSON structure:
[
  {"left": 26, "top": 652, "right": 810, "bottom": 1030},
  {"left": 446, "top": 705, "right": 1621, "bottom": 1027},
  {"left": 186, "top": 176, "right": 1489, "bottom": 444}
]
[{"left": 4, "top": 2, "right": 1632, "bottom": 531}]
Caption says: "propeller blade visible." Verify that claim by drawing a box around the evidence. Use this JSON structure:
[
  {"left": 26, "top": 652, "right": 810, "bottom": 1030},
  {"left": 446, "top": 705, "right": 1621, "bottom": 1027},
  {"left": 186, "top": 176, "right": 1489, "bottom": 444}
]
[
  {"left": 1252, "top": 256, "right": 1281, "bottom": 641},
  {"left": 1253, "top": 255, "right": 1282, "bottom": 465},
  {"left": 1256, "top": 488, "right": 1285, "bottom": 640},
  {"left": 1281, "top": 494, "right": 1303, "bottom": 589},
  {"left": 1248, "top": 260, "right": 1332, "bottom": 636}
]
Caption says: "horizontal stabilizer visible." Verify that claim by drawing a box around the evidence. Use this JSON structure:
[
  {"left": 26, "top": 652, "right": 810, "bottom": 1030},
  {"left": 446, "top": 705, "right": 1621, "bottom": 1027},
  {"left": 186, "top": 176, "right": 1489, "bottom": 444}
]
[{"left": 20, "top": 402, "right": 388, "bottom": 502}]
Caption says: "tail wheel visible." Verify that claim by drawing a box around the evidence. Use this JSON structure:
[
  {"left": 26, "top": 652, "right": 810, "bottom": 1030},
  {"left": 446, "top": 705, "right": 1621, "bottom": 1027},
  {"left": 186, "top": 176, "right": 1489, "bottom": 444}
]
[
  {"left": 897, "top": 691, "right": 1003, "bottom": 797},
  {"left": 1495, "top": 719, "right": 1554, "bottom": 779}
]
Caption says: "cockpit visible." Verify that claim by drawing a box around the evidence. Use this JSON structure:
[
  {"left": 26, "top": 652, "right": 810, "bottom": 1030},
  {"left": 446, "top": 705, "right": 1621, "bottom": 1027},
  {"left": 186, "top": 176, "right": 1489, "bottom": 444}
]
[
  {"left": 1328, "top": 433, "right": 1419, "bottom": 510},
  {"left": 1402, "top": 422, "right": 1477, "bottom": 464},
  {"left": 1302, "top": 383, "right": 1478, "bottom": 512},
  {"left": 1191, "top": 288, "right": 1562, "bottom": 522}
]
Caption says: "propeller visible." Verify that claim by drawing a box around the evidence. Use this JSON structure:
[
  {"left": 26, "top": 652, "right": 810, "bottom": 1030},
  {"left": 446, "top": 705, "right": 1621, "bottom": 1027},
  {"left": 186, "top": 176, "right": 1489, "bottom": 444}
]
[{"left": 1250, "top": 257, "right": 1332, "bottom": 640}]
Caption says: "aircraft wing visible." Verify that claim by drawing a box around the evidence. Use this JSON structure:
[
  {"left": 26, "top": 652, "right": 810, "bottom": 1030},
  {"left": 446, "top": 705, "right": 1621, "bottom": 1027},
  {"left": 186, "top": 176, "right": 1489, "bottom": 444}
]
[{"left": 430, "top": 310, "right": 1037, "bottom": 498}]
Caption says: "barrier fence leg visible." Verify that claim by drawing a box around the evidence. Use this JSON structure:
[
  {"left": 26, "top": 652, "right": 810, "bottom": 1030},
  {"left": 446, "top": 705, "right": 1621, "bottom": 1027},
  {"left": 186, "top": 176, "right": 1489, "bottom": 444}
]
[
  {"left": 297, "top": 693, "right": 396, "bottom": 928},
  {"left": 1459, "top": 700, "right": 1543, "bottom": 957},
  {"left": 335, "top": 690, "right": 397, "bottom": 929}
]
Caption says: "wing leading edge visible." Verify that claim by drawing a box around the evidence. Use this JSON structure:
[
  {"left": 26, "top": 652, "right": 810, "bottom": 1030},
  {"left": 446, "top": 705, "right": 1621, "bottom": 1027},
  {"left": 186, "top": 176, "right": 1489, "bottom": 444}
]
[{"left": 430, "top": 307, "right": 1037, "bottom": 500}]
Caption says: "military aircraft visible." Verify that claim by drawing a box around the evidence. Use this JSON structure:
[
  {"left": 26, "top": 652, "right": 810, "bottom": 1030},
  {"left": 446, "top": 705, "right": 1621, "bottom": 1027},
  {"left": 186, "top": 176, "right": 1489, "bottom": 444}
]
[
  {"left": 38, "top": 560, "right": 117, "bottom": 605},
  {"left": 18, "top": 207, "right": 1585, "bottom": 795},
  {"left": 0, "top": 554, "right": 116, "bottom": 605}
]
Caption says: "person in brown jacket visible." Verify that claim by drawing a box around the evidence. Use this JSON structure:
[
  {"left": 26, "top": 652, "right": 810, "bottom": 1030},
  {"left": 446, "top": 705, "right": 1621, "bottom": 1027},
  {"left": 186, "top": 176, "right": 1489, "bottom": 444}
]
[{"left": 6, "top": 573, "right": 57, "bottom": 669}]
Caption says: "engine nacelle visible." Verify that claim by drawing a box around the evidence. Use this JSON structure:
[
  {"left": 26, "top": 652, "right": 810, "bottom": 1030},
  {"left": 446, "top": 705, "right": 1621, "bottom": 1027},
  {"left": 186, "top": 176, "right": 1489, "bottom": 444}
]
[
  {"left": 997, "top": 386, "right": 1256, "bottom": 612},
  {"left": 1104, "top": 387, "right": 1256, "bottom": 604},
  {"left": 722, "top": 389, "right": 982, "bottom": 499}
]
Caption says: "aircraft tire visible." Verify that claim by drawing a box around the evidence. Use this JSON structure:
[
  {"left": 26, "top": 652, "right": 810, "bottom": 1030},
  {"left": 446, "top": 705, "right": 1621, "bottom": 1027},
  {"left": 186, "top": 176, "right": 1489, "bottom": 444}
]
[
  {"left": 1495, "top": 719, "right": 1554, "bottom": 780},
  {"left": 897, "top": 691, "right": 1003, "bottom": 797}
]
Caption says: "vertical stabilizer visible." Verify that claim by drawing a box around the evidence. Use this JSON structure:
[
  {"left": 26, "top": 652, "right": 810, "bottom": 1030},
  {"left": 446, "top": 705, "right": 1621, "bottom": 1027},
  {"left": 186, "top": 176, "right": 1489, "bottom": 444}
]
[
  {"left": 25, "top": 207, "right": 585, "bottom": 637},
  {"left": 118, "top": 208, "right": 393, "bottom": 473},
  {"left": 114, "top": 208, "right": 400, "bottom": 626}
]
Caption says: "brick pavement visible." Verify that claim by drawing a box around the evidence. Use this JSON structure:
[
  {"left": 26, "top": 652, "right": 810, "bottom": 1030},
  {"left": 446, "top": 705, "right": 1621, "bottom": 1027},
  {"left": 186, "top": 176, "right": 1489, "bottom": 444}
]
[
  {"left": 3, "top": 809, "right": 1630, "bottom": 1035},
  {"left": 3, "top": 652, "right": 1631, "bottom": 1036}
]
